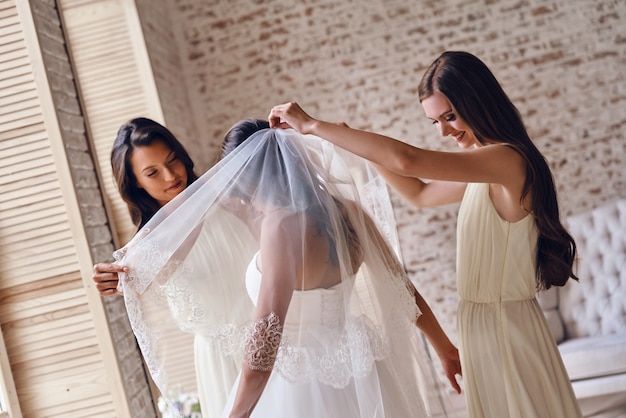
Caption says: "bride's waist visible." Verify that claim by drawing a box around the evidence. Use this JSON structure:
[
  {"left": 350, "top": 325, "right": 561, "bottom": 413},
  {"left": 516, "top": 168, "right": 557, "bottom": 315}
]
[{"left": 284, "top": 286, "right": 345, "bottom": 328}]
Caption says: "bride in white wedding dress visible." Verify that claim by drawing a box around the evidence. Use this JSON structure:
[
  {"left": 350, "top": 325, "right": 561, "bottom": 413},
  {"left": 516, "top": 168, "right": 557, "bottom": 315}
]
[{"left": 115, "top": 120, "right": 461, "bottom": 417}]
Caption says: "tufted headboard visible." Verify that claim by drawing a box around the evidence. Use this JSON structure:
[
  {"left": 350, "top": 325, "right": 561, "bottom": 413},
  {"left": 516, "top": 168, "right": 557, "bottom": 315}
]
[{"left": 557, "top": 198, "right": 626, "bottom": 340}]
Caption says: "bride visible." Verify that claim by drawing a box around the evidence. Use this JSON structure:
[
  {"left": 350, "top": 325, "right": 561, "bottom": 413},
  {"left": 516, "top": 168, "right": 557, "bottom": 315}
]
[{"left": 115, "top": 120, "right": 461, "bottom": 417}]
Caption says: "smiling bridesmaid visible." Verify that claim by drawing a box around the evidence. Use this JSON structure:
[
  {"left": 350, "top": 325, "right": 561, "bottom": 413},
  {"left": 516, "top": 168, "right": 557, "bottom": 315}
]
[{"left": 269, "top": 50, "right": 583, "bottom": 418}]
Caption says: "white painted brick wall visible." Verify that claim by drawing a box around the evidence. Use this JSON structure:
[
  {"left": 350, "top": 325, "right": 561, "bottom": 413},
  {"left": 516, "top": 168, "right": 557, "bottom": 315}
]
[{"left": 153, "top": 0, "right": 626, "bottom": 344}]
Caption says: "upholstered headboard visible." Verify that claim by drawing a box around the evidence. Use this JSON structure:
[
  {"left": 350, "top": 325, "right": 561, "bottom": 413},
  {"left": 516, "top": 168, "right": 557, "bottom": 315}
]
[{"left": 558, "top": 199, "right": 626, "bottom": 340}]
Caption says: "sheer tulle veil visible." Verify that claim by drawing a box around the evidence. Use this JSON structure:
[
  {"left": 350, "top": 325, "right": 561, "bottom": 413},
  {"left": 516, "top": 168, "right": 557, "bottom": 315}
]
[{"left": 114, "top": 128, "right": 449, "bottom": 417}]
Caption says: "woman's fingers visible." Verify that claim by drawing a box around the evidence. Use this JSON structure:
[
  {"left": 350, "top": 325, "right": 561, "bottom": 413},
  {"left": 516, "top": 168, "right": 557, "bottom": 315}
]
[
  {"left": 268, "top": 103, "right": 292, "bottom": 129},
  {"left": 268, "top": 102, "right": 314, "bottom": 133},
  {"left": 93, "top": 262, "right": 127, "bottom": 275},
  {"left": 92, "top": 263, "right": 127, "bottom": 296},
  {"left": 95, "top": 282, "right": 120, "bottom": 296}
]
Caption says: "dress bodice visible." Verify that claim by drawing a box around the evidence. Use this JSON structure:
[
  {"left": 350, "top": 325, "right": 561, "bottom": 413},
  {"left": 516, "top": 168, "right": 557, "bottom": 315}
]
[
  {"left": 456, "top": 182, "right": 538, "bottom": 303},
  {"left": 245, "top": 253, "right": 345, "bottom": 330}
]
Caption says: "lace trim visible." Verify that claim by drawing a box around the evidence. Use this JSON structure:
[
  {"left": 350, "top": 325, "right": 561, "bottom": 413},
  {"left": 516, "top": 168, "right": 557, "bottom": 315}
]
[
  {"left": 123, "top": 261, "right": 418, "bottom": 392},
  {"left": 244, "top": 311, "right": 283, "bottom": 371},
  {"left": 209, "top": 313, "right": 392, "bottom": 388},
  {"left": 123, "top": 288, "right": 167, "bottom": 389},
  {"left": 361, "top": 178, "right": 397, "bottom": 246},
  {"left": 161, "top": 269, "right": 206, "bottom": 332},
  {"left": 115, "top": 232, "right": 189, "bottom": 295},
  {"left": 391, "top": 269, "right": 422, "bottom": 326},
  {"left": 277, "top": 317, "right": 390, "bottom": 388}
]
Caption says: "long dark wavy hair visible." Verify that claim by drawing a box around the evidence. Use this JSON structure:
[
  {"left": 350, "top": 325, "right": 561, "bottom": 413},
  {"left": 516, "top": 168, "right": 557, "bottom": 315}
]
[
  {"left": 111, "top": 117, "right": 198, "bottom": 229},
  {"left": 418, "top": 51, "right": 578, "bottom": 290}
]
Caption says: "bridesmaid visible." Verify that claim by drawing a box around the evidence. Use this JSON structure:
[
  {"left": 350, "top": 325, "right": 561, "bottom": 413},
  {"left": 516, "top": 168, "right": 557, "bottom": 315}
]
[
  {"left": 91, "top": 117, "right": 242, "bottom": 418},
  {"left": 269, "top": 50, "right": 582, "bottom": 418}
]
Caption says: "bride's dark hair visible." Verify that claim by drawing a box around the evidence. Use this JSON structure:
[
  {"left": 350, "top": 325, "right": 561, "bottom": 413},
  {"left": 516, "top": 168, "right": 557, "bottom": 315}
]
[
  {"left": 221, "top": 118, "right": 270, "bottom": 158},
  {"left": 220, "top": 119, "right": 362, "bottom": 270}
]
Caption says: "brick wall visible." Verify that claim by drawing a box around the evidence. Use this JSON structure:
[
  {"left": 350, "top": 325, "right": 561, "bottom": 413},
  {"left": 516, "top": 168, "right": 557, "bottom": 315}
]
[
  {"left": 159, "top": 0, "right": 626, "bottom": 341},
  {"left": 135, "top": 0, "right": 203, "bottom": 169}
]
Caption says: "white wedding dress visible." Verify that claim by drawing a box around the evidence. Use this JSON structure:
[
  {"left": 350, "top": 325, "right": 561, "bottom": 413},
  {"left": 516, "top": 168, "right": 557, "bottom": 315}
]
[
  {"left": 220, "top": 250, "right": 446, "bottom": 418},
  {"left": 222, "top": 253, "right": 385, "bottom": 417}
]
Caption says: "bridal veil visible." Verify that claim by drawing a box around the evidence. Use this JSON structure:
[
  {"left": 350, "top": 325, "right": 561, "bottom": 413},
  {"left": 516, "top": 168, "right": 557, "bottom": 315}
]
[{"left": 114, "top": 128, "right": 449, "bottom": 417}]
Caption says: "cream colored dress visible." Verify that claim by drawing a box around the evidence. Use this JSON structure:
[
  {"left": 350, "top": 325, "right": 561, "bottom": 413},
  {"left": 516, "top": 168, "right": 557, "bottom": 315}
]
[{"left": 456, "top": 183, "right": 582, "bottom": 418}]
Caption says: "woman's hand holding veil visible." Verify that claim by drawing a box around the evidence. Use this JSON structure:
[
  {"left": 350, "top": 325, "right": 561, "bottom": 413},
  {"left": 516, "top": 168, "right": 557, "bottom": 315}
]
[{"left": 268, "top": 102, "right": 318, "bottom": 134}]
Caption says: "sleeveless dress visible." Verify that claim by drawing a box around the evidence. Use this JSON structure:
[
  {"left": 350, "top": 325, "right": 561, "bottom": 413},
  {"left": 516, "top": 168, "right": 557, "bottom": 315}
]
[
  {"left": 456, "top": 183, "right": 582, "bottom": 418},
  {"left": 221, "top": 253, "right": 441, "bottom": 418}
]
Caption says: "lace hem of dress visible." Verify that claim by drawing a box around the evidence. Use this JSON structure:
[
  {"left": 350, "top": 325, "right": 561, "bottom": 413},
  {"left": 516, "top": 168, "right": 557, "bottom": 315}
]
[{"left": 212, "top": 314, "right": 392, "bottom": 388}]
